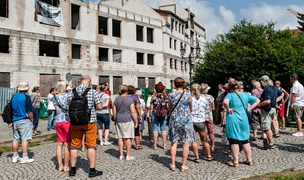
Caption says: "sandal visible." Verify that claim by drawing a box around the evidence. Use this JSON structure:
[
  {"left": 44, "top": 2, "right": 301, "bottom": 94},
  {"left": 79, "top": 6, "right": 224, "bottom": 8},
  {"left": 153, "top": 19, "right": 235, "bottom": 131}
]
[
  {"left": 58, "top": 166, "right": 64, "bottom": 172},
  {"left": 273, "top": 134, "right": 280, "bottom": 138},
  {"left": 180, "top": 166, "right": 189, "bottom": 172},
  {"left": 243, "top": 161, "right": 253, "bottom": 166},
  {"left": 170, "top": 164, "right": 176, "bottom": 171},
  {"left": 207, "top": 156, "right": 213, "bottom": 161},
  {"left": 228, "top": 162, "right": 239, "bottom": 167},
  {"left": 250, "top": 136, "right": 257, "bottom": 141},
  {"left": 63, "top": 167, "right": 69, "bottom": 172},
  {"left": 135, "top": 146, "right": 143, "bottom": 150},
  {"left": 193, "top": 158, "right": 200, "bottom": 163}
]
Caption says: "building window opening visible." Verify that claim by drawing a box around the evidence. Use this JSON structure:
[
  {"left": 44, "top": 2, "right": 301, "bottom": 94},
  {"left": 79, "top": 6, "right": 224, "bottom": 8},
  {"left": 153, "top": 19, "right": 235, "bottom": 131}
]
[
  {"left": 181, "top": 61, "right": 184, "bottom": 70},
  {"left": 113, "top": 49, "right": 122, "bottom": 63},
  {"left": 0, "top": 0, "right": 8, "bottom": 18},
  {"left": 71, "top": 4, "right": 80, "bottom": 30},
  {"left": 170, "top": 58, "right": 173, "bottom": 69},
  {"left": 112, "top": 19, "right": 121, "bottom": 37},
  {"left": 137, "top": 52, "right": 144, "bottom": 65},
  {"left": 169, "top": 38, "right": 172, "bottom": 49},
  {"left": 174, "top": 59, "right": 177, "bottom": 69},
  {"left": 98, "top": 16, "right": 108, "bottom": 35},
  {"left": 99, "top": 47, "right": 109, "bottom": 61},
  {"left": 41, "top": 0, "right": 59, "bottom": 6},
  {"left": 185, "top": 62, "right": 188, "bottom": 71},
  {"left": 174, "top": 40, "right": 177, "bottom": 50},
  {"left": 113, "top": 76, "right": 122, "bottom": 94},
  {"left": 171, "top": 19, "right": 174, "bottom": 31},
  {"left": 39, "top": 40, "right": 59, "bottom": 57},
  {"left": 136, "top": 25, "right": 143, "bottom": 41},
  {"left": 147, "top": 27, "right": 153, "bottom": 43},
  {"left": 147, "top": 54, "right": 154, "bottom": 65},
  {"left": 0, "top": 35, "right": 9, "bottom": 53},
  {"left": 72, "top": 44, "right": 81, "bottom": 59},
  {"left": 138, "top": 77, "right": 145, "bottom": 88}
]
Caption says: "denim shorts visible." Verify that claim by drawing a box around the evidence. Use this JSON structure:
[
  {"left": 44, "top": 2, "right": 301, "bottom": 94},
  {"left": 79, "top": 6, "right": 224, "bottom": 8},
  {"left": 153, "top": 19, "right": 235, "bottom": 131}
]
[
  {"left": 97, "top": 113, "right": 110, "bottom": 130},
  {"left": 13, "top": 119, "right": 33, "bottom": 142},
  {"left": 152, "top": 113, "right": 167, "bottom": 133}
]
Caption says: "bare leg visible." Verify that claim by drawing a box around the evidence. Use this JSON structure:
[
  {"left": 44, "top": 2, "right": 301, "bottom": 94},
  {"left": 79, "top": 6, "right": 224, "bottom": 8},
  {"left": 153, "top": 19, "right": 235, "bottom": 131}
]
[
  {"left": 153, "top": 132, "right": 158, "bottom": 149},
  {"left": 70, "top": 149, "right": 78, "bottom": 167},
  {"left": 198, "top": 130, "right": 211, "bottom": 159},
  {"left": 56, "top": 142, "right": 63, "bottom": 170},
  {"left": 265, "top": 129, "right": 273, "bottom": 145},
  {"left": 21, "top": 141, "right": 29, "bottom": 154},
  {"left": 63, "top": 143, "right": 70, "bottom": 169},
  {"left": 181, "top": 143, "right": 189, "bottom": 167},
  {"left": 12, "top": 141, "right": 19, "bottom": 153},
  {"left": 191, "top": 142, "right": 199, "bottom": 160},
  {"left": 296, "top": 117, "right": 302, "bottom": 133},
  {"left": 125, "top": 138, "right": 132, "bottom": 157},
  {"left": 230, "top": 144, "right": 239, "bottom": 163},
  {"left": 161, "top": 132, "right": 167, "bottom": 149},
  {"left": 98, "top": 129, "right": 103, "bottom": 144},
  {"left": 118, "top": 139, "right": 124, "bottom": 156},
  {"left": 282, "top": 117, "right": 286, "bottom": 128},
  {"left": 272, "top": 117, "right": 280, "bottom": 135},
  {"left": 170, "top": 142, "right": 178, "bottom": 165},
  {"left": 81, "top": 135, "right": 85, "bottom": 151},
  {"left": 104, "top": 129, "right": 109, "bottom": 143},
  {"left": 242, "top": 143, "right": 252, "bottom": 163},
  {"left": 87, "top": 148, "right": 96, "bottom": 168}
]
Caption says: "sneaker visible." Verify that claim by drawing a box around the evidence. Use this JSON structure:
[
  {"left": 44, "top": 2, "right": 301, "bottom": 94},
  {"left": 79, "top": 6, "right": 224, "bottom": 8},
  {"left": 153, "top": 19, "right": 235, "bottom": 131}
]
[
  {"left": 100, "top": 142, "right": 104, "bottom": 146},
  {"left": 263, "top": 138, "right": 268, "bottom": 150},
  {"left": 89, "top": 170, "right": 103, "bottom": 177},
  {"left": 126, "top": 156, "right": 135, "bottom": 161},
  {"left": 104, "top": 141, "right": 112, "bottom": 146},
  {"left": 20, "top": 157, "right": 34, "bottom": 164},
  {"left": 119, "top": 156, "right": 125, "bottom": 160},
  {"left": 12, "top": 156, "right": 20, "bottom": 163},
  {"left": 69, "top": 169, "right": 76, "bottom": 176},
  {"left": 292, "top": 132, "right": 304, "bottom": 137}
]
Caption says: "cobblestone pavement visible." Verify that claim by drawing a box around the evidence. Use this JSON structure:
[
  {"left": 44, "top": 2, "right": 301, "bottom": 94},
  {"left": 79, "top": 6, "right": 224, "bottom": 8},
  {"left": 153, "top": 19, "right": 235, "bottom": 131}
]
[{"left": 1, "top": 118, "right": 304, "bottom": 180}]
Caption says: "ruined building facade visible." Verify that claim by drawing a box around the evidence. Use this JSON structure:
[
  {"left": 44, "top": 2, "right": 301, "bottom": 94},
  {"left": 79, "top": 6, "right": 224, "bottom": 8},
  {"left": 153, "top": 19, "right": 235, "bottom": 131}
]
[{"left": 0, "top": 0, "right": 206, "bottom": 96}]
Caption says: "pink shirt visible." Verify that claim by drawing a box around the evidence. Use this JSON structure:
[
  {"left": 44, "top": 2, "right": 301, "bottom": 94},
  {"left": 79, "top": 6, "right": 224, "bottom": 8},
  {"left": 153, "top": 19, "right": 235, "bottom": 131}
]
[{"left": 251, "top": 88, "right": 263, "bottom": 113}]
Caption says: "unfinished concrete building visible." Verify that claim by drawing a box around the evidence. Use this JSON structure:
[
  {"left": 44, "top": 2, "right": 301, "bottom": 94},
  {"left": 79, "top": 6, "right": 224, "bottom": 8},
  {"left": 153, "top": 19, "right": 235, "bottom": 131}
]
[{"left": 0, "top": 0, "right": 206, "bottom": 96}]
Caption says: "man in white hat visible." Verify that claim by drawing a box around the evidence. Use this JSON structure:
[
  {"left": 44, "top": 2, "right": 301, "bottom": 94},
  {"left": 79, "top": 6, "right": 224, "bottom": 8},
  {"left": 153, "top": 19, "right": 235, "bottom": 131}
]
[{"left": 11, "top": 82, "right": 35, "bottom": 163}]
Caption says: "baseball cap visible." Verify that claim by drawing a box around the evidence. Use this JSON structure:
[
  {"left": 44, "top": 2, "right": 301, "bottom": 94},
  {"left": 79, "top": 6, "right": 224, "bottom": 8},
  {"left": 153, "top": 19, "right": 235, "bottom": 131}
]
[{"left": 17, "top": 82, "right": 29, "bottom": 91}]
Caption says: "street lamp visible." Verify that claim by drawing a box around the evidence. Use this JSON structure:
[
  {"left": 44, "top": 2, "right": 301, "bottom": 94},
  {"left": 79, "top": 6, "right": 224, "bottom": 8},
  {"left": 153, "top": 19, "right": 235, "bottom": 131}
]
[{"left": 180, "top": 45, "right": 201, "bottom": 84}]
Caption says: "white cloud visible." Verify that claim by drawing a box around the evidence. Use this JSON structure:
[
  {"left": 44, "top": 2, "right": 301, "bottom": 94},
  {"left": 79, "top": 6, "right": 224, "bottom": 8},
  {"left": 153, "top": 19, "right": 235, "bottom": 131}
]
[
  {"left": 144, "top": 0, "right": 304, "bottom": 42},
  {"left": 240, "top": 3, "right": 303, "bottom": 31}
]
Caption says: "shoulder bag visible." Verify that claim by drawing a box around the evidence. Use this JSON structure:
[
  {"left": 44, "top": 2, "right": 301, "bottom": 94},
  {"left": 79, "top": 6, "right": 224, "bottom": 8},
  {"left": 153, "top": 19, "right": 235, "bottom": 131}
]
[
  {"left": 235, "top": 92, "right": 252, "bottom": 124},
  {"left": 166, "top": 92, "right": 184, "bottom": 126}
]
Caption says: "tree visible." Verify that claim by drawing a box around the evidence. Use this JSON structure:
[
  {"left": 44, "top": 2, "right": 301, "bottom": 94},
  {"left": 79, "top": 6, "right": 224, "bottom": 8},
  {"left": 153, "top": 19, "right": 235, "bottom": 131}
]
[
  {"left": 193, "top": 20, "right": 304, "bottom": 96},
  {"left": 297, "top": 12, "right": 304, "bottom": 31}
]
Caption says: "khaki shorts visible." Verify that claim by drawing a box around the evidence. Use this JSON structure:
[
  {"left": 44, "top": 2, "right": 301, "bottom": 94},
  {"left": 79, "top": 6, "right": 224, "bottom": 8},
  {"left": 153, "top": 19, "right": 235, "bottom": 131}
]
[
  {"left": 293, "top": 105, "right": 304, "bottom": 118},
  {"left": 260, "top": 107, "right": 277, "bottom": 131},
  {"left": 70, "top": 122, "right": 97, "bottom": 149},
  {"left": 116, "top": 121, "right": 134, "bottom": 139}
]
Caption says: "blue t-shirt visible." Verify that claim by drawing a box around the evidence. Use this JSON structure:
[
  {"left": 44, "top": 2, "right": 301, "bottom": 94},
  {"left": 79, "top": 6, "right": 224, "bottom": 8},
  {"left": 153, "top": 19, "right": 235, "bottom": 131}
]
[
  {"left": 261, "top": 86, "right": 282, "bottom": 107},
  {"left": 12, "top": 92, "right": 33, "bottom": 121}
]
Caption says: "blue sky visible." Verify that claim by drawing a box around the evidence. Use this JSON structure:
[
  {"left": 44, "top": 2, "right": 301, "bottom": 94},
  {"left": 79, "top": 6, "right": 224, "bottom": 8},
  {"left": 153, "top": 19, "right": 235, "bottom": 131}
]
[{"left": 144, "top": 0, "right": 304, "bottom": 41}]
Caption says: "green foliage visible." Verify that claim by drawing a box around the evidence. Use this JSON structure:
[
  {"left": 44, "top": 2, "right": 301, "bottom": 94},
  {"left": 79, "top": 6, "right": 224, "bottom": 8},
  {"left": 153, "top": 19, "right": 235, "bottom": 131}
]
[
  {"left": 44, "top": 134, "right": 57, "bottom": 142},
  {"left": 194, "top": 19, "right": 304, "bottom": 94}
]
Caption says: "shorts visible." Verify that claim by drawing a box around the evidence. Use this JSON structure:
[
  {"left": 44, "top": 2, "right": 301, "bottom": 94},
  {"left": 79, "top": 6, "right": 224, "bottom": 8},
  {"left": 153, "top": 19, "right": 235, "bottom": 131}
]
[
  {"left": 278, "top": 104, "right": 285, "bottom": 117},
  {"left": 70, "top": 122, "right": 97, "bottom": 149},
  {"left": 13, "top": 119, "right": 33, "bottom": 142},
  {"left": 152, "top": 113, "right": 167, "bottom": 133},
  {"left": 228, "top": 138, "right": 249, "bottom": 145},
  {"left": 260, "top": 107, "right": 276, "bottom": 131},
  {"left": 97, "top": 113, "right": 110, "bottom": 130},
  {"left": 116, "top": 121, "right": 134, "bottom": 139},
  {"left": 56, "top": 121, "right": 71, "bottom": 143},
  {"left": 193, "top": 122, "right": 206, "bottom": 132},
  {"left": 293, "top": 105, "right": 304, "bottom": 118},
  {"left": 251, "top": 112, "right": 260, "bottom": 130}
]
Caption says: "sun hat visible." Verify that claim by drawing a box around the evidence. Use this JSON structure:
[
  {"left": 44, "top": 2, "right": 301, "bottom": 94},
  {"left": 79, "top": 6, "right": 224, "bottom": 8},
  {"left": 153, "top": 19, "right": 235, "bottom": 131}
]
[{"left": 17, "top": 82, "right": 29, "bottom": 91}]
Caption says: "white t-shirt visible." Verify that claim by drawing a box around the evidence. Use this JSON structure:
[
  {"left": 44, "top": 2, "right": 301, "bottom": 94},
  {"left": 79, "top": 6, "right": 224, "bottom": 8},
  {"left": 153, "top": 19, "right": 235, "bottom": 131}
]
[
  {"left": 146, "top": 96, "right": 152, "bottom": 117},
  {"left": 96, "top": 92, "right": 110, "bottom": 114},
  {"left": 139, "top": 98, "right": 145, "bottom": 115},
  {"left": 191, "top": 95, "right": 206, "bottom": 122},
  {"left": 289, "top": 81, "right": 304, "bottom": 107},
  {"left": 47, "top": 93, "right": 55, "bottom": 110}
]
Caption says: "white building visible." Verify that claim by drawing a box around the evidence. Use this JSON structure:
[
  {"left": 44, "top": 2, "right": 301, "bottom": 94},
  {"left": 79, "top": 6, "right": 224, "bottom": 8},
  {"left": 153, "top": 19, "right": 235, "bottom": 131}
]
[{"left": 0, "top": 0, "right": 206, "bottom": 96}]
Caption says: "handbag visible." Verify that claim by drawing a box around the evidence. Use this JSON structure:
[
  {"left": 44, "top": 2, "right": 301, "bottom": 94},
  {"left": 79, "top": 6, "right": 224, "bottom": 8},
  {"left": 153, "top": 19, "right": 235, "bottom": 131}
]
[
  {"left": 112, "top": 96, "right": 127, "bottom": 122},
  {"left": 166, "top": 92, "right": 184, "bottom": 126},
  {"left": 235, "top": 93, "right": 252, "bottom": 124}
]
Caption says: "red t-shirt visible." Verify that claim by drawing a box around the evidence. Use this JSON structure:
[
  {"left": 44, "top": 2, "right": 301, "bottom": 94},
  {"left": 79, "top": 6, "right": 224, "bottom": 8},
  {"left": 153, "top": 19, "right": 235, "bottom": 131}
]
[{"left": 105, "top": 90, "right": 112, "bottom": 109}]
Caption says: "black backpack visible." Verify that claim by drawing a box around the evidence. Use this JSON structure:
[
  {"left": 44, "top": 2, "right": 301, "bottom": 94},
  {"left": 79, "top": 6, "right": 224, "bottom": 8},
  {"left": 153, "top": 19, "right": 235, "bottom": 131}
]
[
  {"left": 2, "top": 95, "right": 15, "bottom": 125},
  {"left": 69, "top": 88, "right": 91, "bottom": 125}
]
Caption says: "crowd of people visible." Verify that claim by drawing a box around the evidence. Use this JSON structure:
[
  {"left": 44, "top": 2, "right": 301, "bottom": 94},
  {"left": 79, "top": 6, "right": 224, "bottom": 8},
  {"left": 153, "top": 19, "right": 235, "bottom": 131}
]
[{"left": 9, "top": 73, "right": 304, "bottom": 176}]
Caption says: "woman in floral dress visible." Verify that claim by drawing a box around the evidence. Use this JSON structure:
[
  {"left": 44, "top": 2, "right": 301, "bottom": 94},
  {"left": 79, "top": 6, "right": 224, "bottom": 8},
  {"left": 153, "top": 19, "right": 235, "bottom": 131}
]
[{"left": 168, "top": 77, "right": 196, "bottom": 172}]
